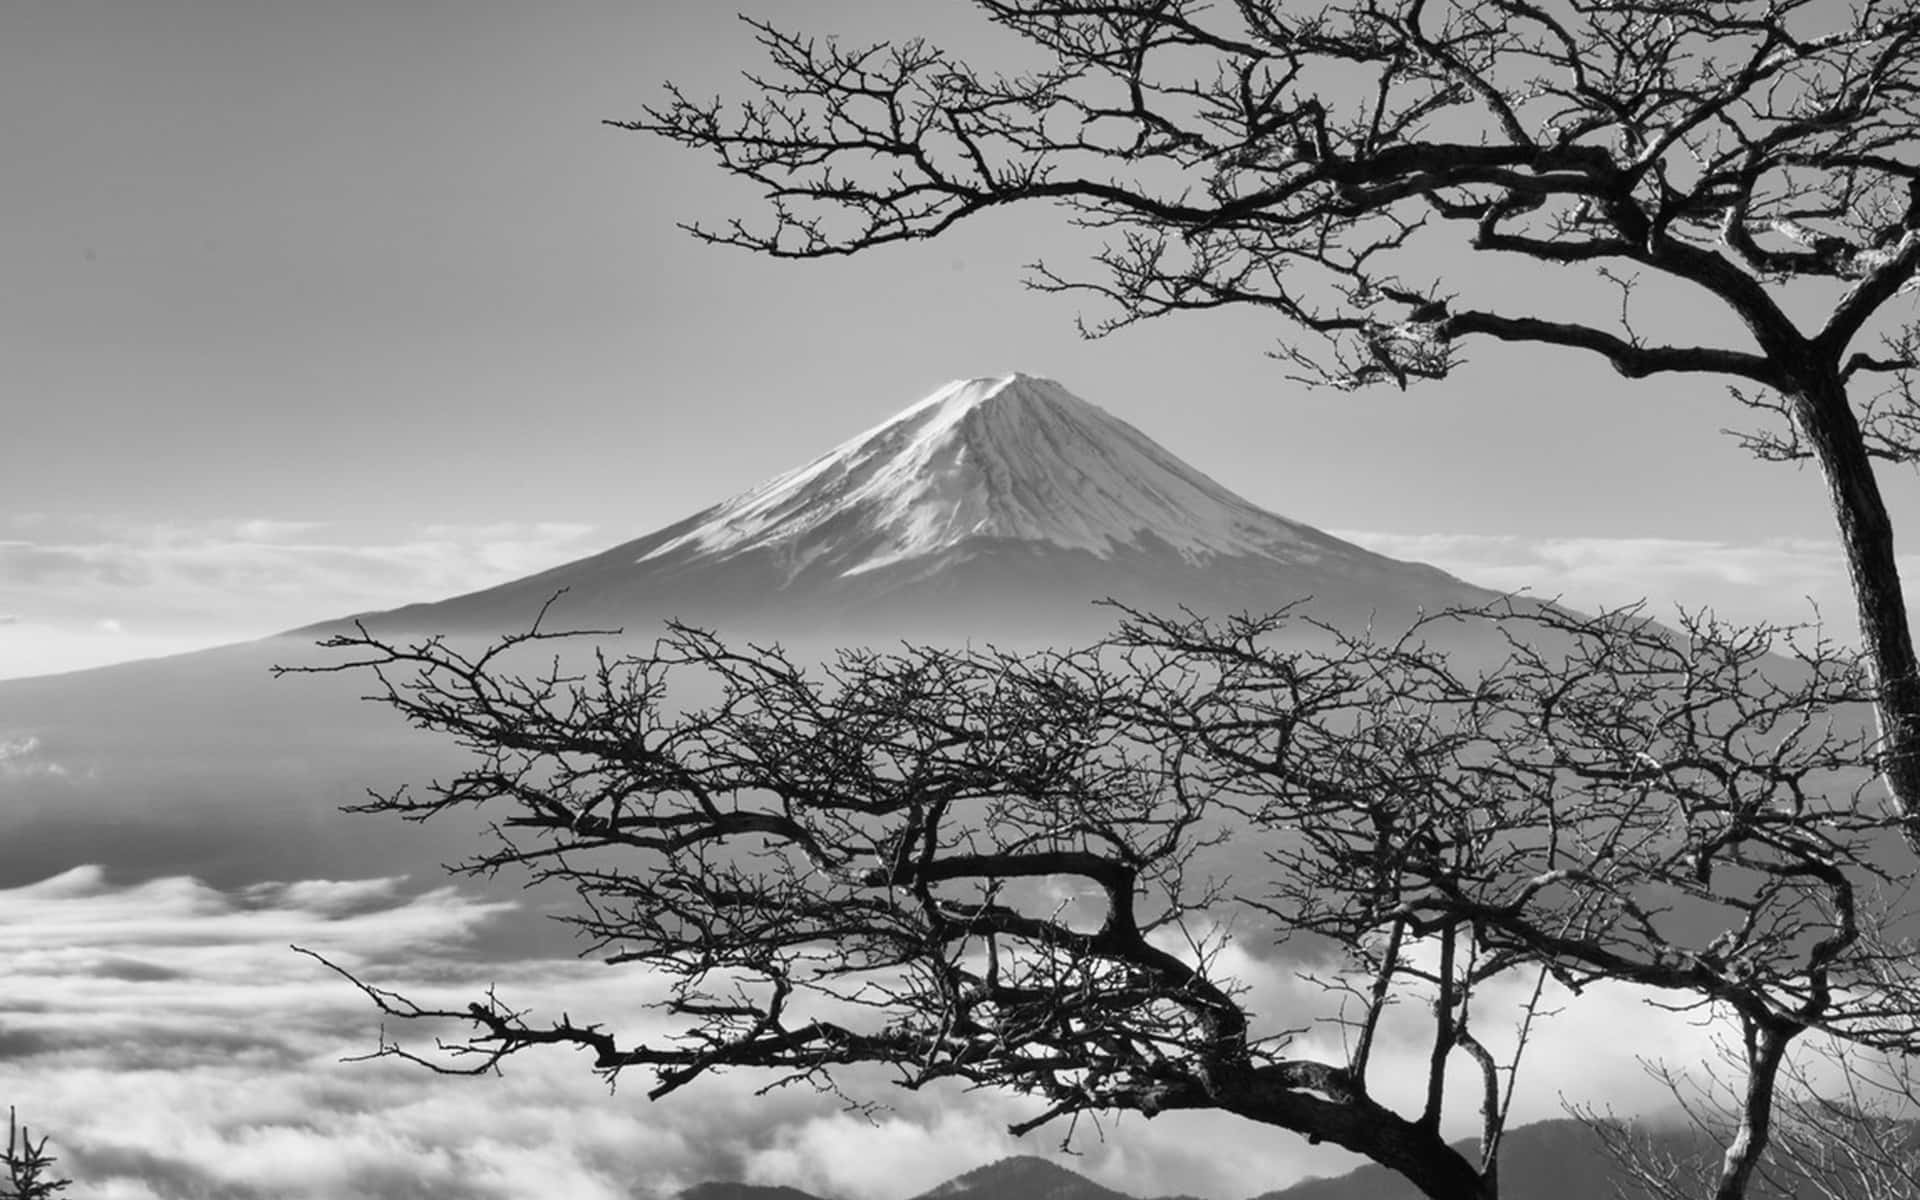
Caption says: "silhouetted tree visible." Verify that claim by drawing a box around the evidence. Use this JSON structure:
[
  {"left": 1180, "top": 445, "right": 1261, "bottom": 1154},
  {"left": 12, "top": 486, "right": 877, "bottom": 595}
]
[
  {"left": 291, "top": 601, "right": 1920, "bottom": 1200},
  {"left": 619, "top": 0, "right": 1920, "bottom": 839},
  {"left": 3, "top": 1110, "right": 71, "bottom": 1200}
]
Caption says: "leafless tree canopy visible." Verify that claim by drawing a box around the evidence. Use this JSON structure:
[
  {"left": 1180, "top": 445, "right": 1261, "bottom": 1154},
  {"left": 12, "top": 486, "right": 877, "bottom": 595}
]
[
  {"left": 291, "top": 603, "right": 1920, "bottom": 1200},
  {"left": 619, "top": 0, "right": 1920, "bottom": 853},
  {"left": 628, "top": 0, "right": 1918, "bottom": 382},
  {"left": 285, "top": 8, "right": 1920, "bottom": 1199}
]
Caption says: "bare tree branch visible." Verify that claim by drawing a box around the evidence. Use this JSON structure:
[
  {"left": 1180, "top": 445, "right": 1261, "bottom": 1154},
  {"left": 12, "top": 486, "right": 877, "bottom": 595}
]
[
  {"left": 291, "top": 597, "right": 1920, "bottom": 1200},
  {"left": 620, "top": 0, "right": 1920, "bottom": 833}
]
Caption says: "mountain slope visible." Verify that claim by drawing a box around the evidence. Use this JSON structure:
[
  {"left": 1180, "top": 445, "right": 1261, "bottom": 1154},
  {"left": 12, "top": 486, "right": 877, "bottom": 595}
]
[
  {"left": 352, "top": 373, "right": 1496, "bottom": 639},
  {"left": 0, "top": 371, "right": 1509, "bottom": 892},
  {"left": 1256, "top": 1119, "right": 1807, "bottom": 1200},
  {"left": 666, "top": 1122, "right": 1816, "bottom": 1200},
  {"left": 911, "top": 1157, "right": 1142, "bottom": 1200},
  {"left": 677, "top": 1184, "right": 835, "bottom": 1200},
  {"left": 648, "top": 374, "right": 1342, "bottom": 569}
]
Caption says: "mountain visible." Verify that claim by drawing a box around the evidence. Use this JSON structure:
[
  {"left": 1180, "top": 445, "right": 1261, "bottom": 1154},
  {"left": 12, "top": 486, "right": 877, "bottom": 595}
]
[
  {"left": 668, "top": 1122, "right": 1809, "bottom": 1200},
  {"left": 1255, "top": 1119, "right": 1677, "bottom": 1200},
  {"left": 1253, "top": 1117, "right": 1830, "bottom": 1200},
  {"left": 677, "top": 1184, "right": 836, "bottom": 1200},
  {"left": 349, "top": 373, "right": 1496, "bottom": 639},
  {"left": 668, "top": 1157, "right": 1189, "bottom": 1200},
  {"left": 0, "top": 371, "right": 1504, "bottom": 893},
  {"left": 911, "top": 1157, "right": 1149, "bottom": 1200}
]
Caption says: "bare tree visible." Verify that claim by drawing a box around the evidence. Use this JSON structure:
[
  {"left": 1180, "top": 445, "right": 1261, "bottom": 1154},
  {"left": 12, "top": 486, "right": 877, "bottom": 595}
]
[
  {"left": 1587, "top": 1028, "right": 1920, "bottom": 1200},
  {"left": 618, "top": 0, "right": 1920, "bottom": 833},
  {"left": 289, "top": 600, "right": 1919, "bottom": 1200},
  {"left": 1759, "top": 1040, "right": 1920, "bottom": 1199}
]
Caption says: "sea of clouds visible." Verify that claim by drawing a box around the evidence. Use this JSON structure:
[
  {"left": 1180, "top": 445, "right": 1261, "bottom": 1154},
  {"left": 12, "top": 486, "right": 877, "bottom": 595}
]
[{"left": 1, "top": 864, "right": 1733, "bottom": 1200}]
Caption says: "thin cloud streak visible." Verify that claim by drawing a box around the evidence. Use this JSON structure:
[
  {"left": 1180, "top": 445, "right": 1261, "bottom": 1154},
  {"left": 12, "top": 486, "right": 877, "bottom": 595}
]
[
  {"left": 0, "top": 516, "right": 604, "bottom": 679},
  {"left": 3, "top": 517, "right": 1889, "bottom": 679},
  {"left": 1338, "top": 529, "right": 1894, "bottom": 633}
]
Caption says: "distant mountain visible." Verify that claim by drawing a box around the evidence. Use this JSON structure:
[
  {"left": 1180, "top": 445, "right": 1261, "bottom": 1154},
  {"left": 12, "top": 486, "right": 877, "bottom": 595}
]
[
  {"left": 912, "top": 1157, "right": 1144, "bottom": 1200},
  {"left": 678, "top": 1184, "right": 836, "bottom": 1200},
  {"left": 1256, "top": 1119, "right": 1651, "bottom": 1200},
  {"left": 670, "top": 1123, "right": 1805, "bottom": 1200},
  {"left": 345, "top": 373, "right": 1497, "bottom": 640},
  {"left": 0, "top": 371, "right": 1509, "bottom": 891},
  {"left": 668, "top": 1156, "right": 1189, "bottom": 1200},
  {"left": 1255, "top": 1118, "right": 1801, "bottom": 1200}
]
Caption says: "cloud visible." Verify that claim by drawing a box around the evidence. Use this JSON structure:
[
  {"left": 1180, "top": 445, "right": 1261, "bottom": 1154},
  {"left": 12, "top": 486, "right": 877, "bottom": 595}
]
[
  {"left": 0, "top": 624, "right": 240, "bottom": 681},
  {"left": 0, "top": 734, "right": 67, "bottom": 779},
  {"left": 6, "top": 516, "right": 1885, "bottom": 681},
  {"left": 0, "top": 516, "right": 604, "bottom": 678},
  {"left": 0, "top": 517, "right": 602, "bottom": 615},
  {"left": 0, "top": 859, "right": 1273, "bottom": 1199},
  {"left": 0, "top": 540, "right": 150, "bottom": 587},
  {"left": 1145, "top": 924, "right": 1728, "bottom": 1145},
  {"left": 1338, "top": 529, "right": 1897, "bottom": 633},
  {"left": 0, "top": 867, "right": 659, "bottom": 1200},
  {"left": 0, "top": 868, "right": 1751, "bottom": 1200}
]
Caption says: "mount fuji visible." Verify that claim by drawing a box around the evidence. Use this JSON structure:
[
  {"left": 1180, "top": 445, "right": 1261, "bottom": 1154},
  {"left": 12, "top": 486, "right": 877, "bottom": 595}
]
[
  {"left": 352, "top": 373, "right": 1493, "bottom": 638},
  {"left": 0, "top": 372, "right": 1504, "bottom": 888}
]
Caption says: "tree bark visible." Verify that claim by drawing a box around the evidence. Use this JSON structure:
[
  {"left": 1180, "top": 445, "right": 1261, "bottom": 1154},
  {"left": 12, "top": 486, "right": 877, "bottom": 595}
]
[
  {"left": 1226, "top": 1066, "right": 1498, "bottom": 1200},
  {"left": 1790, "top": 370, "right": 1920, "bottom": 838},
  {"left": 1712, "top": 1021, "right": 1793, "bottom": 1200}
]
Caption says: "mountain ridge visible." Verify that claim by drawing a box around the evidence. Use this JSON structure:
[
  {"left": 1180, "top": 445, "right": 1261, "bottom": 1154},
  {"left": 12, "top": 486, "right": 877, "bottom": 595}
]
[{"left": 670, "top": 1119, "right": 1800, "bottom": 1200}]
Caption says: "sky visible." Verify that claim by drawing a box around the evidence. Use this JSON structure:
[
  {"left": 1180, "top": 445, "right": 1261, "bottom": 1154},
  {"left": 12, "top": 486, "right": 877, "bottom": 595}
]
[
  {"left": 5, "top": 0, "right": 1916, "bottom": 677},
  {"left": 2, "top": 2, "right": 1917, "bottom": 1196}
]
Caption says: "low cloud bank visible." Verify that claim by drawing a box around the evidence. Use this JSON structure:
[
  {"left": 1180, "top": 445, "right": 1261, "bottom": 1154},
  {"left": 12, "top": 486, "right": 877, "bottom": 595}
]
[
  {"left": 0, "top": 515, "right": 602, "bottom": 679},
  {"left": 0, "top": 867, "right": 1353, "bottom": 1200},
  {"left": 1338, "top": 529, "right": 1905, "bottom": 634},
  {"left": 2, "top": 515, "right": 1896, "bottom": 679},
  {"left": 0, "top": 867, "right": 1739, "bottom": 1200}
]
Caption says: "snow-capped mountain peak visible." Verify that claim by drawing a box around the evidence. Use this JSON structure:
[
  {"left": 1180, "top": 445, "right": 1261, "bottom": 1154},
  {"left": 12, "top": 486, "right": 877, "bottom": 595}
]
[
  {"left": 639, "top": 373, "right": 1328, "bottom": 578},
  {"left": 338, "top": 371, "right": 1492, "bottom": 637}
]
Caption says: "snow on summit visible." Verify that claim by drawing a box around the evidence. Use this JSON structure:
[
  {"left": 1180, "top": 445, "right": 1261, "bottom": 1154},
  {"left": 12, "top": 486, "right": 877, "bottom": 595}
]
[
  {"left": 641, "top": 373, "right": 1329, "bottom": 576},
  {"left": 334, "top": 370, "right": 1494, "bottom": 636}
]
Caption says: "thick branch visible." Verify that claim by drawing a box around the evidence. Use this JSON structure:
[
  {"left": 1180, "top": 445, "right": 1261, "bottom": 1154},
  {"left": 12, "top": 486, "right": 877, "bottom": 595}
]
[{"left": 1440, "top": 311, "right": 1777, "bottom": 382}]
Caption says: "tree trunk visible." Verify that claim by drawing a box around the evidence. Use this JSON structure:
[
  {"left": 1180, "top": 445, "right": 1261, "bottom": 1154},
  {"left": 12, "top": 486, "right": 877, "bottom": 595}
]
[
  {"left": 1791, "top": 370, "right": 1920, "bottom": 839},
  {"left": 1712, "top": 1020, "right": 1793, "bottom": 1200},
  {"left": 1228, "top": 1067, "right": 1498, "bottom": 1200}
]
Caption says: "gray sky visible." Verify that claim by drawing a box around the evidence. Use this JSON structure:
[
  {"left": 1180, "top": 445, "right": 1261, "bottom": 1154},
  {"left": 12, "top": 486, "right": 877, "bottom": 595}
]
[{"left": 4, "top": 0, "right": 1910, "bottom": 675}]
